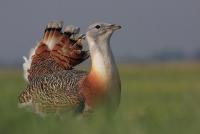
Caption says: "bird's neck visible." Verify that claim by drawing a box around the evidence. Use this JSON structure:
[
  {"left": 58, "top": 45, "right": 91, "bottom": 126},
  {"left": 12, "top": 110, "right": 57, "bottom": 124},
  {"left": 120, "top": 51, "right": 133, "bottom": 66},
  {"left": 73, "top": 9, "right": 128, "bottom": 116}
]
[
  {"left": 87, "top": 37, "right": 120, "bottom": 91},
  {"left": 82, "top": 36, "right": 121, "bottom": 111}
]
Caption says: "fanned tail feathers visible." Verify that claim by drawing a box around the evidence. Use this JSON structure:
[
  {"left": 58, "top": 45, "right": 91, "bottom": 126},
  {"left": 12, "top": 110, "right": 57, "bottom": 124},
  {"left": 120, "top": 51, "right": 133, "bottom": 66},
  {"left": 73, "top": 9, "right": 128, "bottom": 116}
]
[{"left": 23, "top": 21, "right": 89, "bottom": 82}]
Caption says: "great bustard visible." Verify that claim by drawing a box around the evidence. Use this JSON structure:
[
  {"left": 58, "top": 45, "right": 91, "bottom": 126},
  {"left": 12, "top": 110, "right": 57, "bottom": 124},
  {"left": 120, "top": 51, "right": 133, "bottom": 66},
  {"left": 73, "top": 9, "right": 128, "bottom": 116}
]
[{"left": 18, "top": 21, "right": 121, "bottom": 115}]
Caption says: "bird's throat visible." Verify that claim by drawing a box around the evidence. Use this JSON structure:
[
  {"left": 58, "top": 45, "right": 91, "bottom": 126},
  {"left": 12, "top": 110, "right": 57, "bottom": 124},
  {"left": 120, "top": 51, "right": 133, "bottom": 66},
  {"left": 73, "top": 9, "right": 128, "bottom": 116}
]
[{"left": 87, "top": 39, "right": 119, "bottom": 90}]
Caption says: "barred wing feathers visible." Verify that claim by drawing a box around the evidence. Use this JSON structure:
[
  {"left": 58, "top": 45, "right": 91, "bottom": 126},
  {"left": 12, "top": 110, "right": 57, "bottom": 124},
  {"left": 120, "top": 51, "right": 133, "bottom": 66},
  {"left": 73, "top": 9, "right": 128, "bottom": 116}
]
[
  {"left": 18, "top": 70, "right": 87, "bottom": 114},
  {"left": 23, "top": 21, "right": 89, "bottom": 82}
]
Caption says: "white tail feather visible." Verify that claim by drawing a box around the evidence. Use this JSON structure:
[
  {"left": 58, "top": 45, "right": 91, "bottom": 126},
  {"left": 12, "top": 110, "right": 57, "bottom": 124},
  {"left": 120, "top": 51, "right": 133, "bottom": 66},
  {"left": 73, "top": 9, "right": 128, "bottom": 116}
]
[
  {"left": 64, "top": 25, "right": 80, "bottom": 34},
  {"left": 23, "top": 56, "right": 29, "bottom": 82},
  {"left": 47, "top": 39, "right": 59, "bottom": 50},
  {"left": 23, "top": 42, "right": 40, "bottom": 82},
  {"left": 45, "top": 21, "right": 63, "bottom": 50}
]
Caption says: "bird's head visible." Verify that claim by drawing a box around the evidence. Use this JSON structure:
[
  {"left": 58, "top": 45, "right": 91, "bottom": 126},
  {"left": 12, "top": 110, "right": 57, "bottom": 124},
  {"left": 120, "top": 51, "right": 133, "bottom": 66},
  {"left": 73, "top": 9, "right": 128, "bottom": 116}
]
[{"left": 86, "top": 22, "right": 121, "bottom": 43}]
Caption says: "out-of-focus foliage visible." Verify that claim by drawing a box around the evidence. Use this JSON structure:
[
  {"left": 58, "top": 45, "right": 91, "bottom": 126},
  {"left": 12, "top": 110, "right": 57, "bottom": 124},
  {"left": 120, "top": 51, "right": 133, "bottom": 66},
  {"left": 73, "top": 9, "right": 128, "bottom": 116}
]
[{"left": 0, "top": 64, "right": 200, "bottom": 134}]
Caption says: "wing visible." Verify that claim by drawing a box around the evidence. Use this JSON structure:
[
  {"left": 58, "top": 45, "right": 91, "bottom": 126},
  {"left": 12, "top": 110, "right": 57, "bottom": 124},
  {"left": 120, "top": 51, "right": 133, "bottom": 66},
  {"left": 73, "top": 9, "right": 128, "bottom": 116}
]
[
  {"left": 23, "top": 21, "right": 89, "bottom": 82},
  {"left": 18, "top": 70, "right": 87, "bottom": 114}
]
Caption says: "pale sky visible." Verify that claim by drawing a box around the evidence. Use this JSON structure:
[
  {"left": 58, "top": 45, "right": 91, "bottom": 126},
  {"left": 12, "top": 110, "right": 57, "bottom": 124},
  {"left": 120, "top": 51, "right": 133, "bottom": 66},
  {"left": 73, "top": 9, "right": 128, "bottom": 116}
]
[{"left": 0, "top": 0, "right": 199, "bottom": 63}]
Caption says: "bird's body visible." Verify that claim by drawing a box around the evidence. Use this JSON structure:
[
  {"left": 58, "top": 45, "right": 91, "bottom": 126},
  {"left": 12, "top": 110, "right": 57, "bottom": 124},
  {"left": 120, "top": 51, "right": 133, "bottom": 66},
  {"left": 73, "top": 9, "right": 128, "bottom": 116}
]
[
  {"left": 19, "top": 70, "right": 87, "bottom": 115},
  {"left": 18, "top": 21, "right": 121, "bottom": 116}
]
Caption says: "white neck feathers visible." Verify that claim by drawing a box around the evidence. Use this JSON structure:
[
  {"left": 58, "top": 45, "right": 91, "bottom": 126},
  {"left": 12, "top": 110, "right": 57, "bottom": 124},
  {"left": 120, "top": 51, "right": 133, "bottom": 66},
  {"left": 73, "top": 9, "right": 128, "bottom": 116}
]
[{"left": 87, "top": 36, "right": 119, "bottom": 84}]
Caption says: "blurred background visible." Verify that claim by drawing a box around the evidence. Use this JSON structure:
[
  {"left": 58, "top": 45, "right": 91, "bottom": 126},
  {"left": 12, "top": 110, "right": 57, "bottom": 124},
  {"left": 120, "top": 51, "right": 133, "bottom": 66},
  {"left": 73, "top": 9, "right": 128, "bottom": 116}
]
[{"left": 0, "top": 0, "right": 200, "bottom": 134}]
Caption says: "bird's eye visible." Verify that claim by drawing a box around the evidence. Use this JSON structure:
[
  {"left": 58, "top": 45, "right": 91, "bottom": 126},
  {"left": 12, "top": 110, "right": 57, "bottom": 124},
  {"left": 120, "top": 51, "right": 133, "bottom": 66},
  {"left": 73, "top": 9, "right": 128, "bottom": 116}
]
[{"left": 95, "top": 25, "right": 101, "bottom": 29}]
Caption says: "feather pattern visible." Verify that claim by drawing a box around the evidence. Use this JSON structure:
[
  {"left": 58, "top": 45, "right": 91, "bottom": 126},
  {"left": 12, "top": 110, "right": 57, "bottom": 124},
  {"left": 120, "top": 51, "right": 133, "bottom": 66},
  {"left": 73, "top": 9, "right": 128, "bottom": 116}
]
[
  {"left": 19, "top": 70, "right": 87, "bottom": 114},
  {"left": 19, "top": 21, "right": 121, "bottom": 116},
  {"left": 23, "top": 21, "right": 89, "bottom": 82}
]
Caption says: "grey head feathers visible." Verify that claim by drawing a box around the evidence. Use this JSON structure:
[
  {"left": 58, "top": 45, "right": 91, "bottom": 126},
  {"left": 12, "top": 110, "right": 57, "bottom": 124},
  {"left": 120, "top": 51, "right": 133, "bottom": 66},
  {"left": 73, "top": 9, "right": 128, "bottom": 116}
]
[{"left": 86, "top": 22, "right": 121, "bottom": 42}]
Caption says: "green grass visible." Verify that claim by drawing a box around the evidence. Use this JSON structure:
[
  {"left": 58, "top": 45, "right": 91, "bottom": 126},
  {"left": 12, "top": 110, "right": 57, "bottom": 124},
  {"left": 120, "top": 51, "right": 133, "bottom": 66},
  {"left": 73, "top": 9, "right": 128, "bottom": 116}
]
[{"left": 1, "top": 64, "right": 200, "bottom": 134}]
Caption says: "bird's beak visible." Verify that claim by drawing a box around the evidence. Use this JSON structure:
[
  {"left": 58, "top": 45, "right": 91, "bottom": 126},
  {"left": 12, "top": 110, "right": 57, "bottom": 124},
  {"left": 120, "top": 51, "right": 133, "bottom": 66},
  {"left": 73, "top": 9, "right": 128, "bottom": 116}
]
[{"left": 109, "top": 24, "right": 122, "bottom": 31}]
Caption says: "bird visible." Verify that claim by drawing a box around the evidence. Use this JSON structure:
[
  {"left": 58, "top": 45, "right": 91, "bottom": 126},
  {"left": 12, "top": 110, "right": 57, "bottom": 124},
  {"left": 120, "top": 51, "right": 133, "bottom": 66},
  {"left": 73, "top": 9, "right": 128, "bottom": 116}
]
[{"left": 18, "top": 21, "right": 121, "bottom": 116}]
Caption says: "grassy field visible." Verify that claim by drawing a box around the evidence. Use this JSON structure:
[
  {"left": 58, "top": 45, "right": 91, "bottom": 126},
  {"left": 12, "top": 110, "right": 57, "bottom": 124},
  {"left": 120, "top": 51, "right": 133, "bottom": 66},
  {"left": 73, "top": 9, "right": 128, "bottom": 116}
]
[{"left": 0, "top": 63, "right": 200, "bottom": 134}]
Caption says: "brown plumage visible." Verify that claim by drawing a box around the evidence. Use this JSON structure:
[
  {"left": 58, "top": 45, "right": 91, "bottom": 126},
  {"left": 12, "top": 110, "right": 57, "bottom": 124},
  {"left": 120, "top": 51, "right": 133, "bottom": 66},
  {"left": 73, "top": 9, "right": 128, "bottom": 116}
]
[
  {"left": 19, "top": 70, "right": 87, "bottom": 114},
  {"left": 24, "top": 22, "right": 89, "bottom": 82},
  {"left": 19, "top": 21, "right": 121, "bottom": 116}
]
